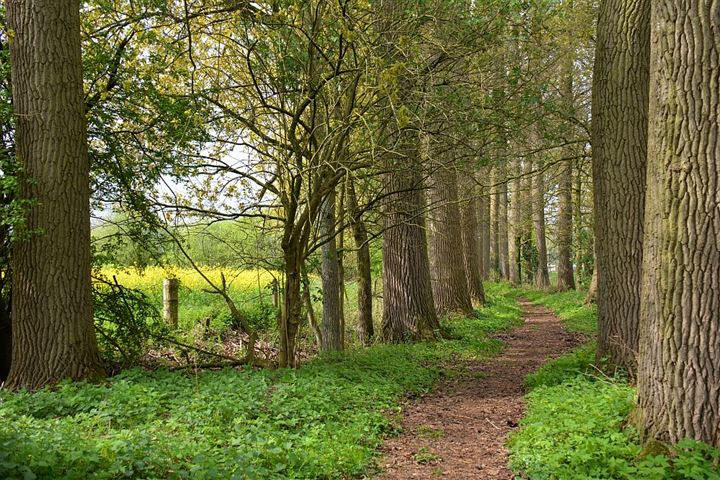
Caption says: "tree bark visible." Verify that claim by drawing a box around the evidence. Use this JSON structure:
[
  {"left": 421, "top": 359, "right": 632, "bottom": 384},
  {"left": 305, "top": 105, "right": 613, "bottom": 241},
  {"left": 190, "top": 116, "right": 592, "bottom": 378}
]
[
  {"left": 320, "top": 189, "right": 343, "bottom": 352},
  {"left": 532, "top": 159, "right": 550, "bottom": 288},
  {"left": 591, "top": 0, "right": 650, "bottom": 373},
  {"left": 381, "top": 134, "right": 440, "bottom": 342},
  {"left": 489, "top": 165, "right": 500, "bottom": 279},
  {"left": 280, "top": 245, "right": 303, "bottom": 368},
  {"left": 520, "top": 159, "right": 534, "bottom": 284},
  {"left": 508, "top": 158, "right": 521, "bottom": 285},
  {"left": 584, "top": 264, "right": 597, "bottom": 305},
  {"left": 636, "top": 0, "right": 720, "bottom": 448},
  {"left": 478, "top": 173, "right": 491, "bottom": 280},
  {"left": 6, "top": 0, "right": 104, "bottom": 389},
  {"left": 497, "top": 160, "right": 509, "bottom": 280},
  {"left": 347, "top": 180, "right": 373, "bottom": 346},
  {"left": 459, "top": 172, "right": 486, "bottom": 306},
  {"left": 557, "top": 66, "right": 576, "bottom": 291},
  {"left": 427, "top": 159, "right": 473, "bottom": 316},
  {"left": 302, "top": 275, "right": 322, "bottom": 348}
]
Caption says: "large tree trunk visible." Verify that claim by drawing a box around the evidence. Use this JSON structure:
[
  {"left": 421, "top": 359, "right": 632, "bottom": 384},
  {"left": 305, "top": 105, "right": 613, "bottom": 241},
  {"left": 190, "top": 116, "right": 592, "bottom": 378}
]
[
  {"left": 381, "top": 136, "right": 440, "bottom": 342},
  {"left": 459, "top": 173, "right": 486, "bottom": 306},
  {"left": 6, "top": 0, "right": 103, "bottom": 389},
  {"left": 347, "top": 180, "right": 373, "bottom": 346},
  {"left": 532, "top": 159, "right": 550, "bottom": 288},
  {"left": 591, "top": 0, "right": 650, "bottom": 374},
  {"left": 319, "top": 189, "right": 343, "bottom": 352},
  {"left": 428, "top": 159, "right": 473, "bottom": 317},
  {"left": 636, "top": 0, "right": 720, "bottom": 448},
  {"left": 557, "top": 66, "right": 576, "bottom": 291}
]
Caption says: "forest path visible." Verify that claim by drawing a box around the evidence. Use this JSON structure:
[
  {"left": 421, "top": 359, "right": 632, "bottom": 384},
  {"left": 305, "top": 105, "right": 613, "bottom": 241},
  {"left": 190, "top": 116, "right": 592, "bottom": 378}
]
[{"left": 376, "top": 299, "right": 580, "bottom": 479}]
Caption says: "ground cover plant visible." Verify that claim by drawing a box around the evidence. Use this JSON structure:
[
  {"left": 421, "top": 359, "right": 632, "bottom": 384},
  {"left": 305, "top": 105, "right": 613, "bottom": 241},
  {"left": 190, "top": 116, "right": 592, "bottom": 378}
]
[
  {"left": 0, "top": 286, "right": 521, "bottom": 480},
  {"left": 508, "top": 289, "right": 720, "bottom": 480}
]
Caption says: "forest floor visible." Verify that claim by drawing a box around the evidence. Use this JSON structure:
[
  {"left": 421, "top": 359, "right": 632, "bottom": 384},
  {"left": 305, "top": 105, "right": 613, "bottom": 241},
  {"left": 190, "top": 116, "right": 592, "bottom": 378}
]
[{"left": 378, "top": 299, "right": 583, "bottom": 479}]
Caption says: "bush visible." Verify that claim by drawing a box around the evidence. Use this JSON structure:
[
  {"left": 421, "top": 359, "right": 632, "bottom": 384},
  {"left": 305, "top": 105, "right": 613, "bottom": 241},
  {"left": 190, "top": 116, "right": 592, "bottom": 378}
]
[{"left": 92, "top": 276, "right": 168, "bottom": 368}]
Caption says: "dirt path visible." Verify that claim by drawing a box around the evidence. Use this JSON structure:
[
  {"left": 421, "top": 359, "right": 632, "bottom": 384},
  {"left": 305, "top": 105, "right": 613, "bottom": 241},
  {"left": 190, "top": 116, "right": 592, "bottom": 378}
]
[{"left": 377, "top": 299, "right": 581, "bottom": 479}]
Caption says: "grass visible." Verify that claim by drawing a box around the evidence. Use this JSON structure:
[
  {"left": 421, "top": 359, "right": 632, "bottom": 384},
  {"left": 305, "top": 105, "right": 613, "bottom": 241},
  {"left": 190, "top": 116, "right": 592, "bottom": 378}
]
[
  {"left": 0, "top": 285, "right": 522, "bottom": 480},
  {"left": 505, "top": 283, "right": 720, "bottom": 480}
]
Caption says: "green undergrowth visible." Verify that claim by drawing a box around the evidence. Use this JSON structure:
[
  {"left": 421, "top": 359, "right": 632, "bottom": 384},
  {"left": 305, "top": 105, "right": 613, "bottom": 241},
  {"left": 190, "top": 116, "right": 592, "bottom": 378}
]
[
  {"left": 508, "top": 286, "right": 720, "bottom": 480},
  {"left": 499, "top": 283, "right": 597, "bottom": 334},
  {"left": 0, "top": 286, "right": 521, "bottom": 480}
]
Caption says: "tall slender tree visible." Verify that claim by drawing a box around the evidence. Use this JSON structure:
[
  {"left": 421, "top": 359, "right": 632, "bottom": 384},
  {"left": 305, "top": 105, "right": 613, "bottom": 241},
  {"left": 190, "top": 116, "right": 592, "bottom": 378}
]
[
  {"left": 532, "top": 158, "right": 550, "bottom": 287},
  {"left": 6, "top": 0, "right": 104, "bottom": 389},
  {"left": 478, "top": 173, "right": 492, "bottom": 279},
  {"left": 591, "top": 0, "right": 650, "bottom": 373},
  {"left": 636, "top": 0, "right": 720, "bottom": 448},
  {"left": 459, "top": 172, "right": 486, "bottom": 305},
  {"left": 557, "top": 61, "right": 576, "bottom": 290},
  {"left": 347, "top": 180, "right": 373, "bottom": 346},
  {"left": 319, "top": 189, "right": 343, "bottom": 352},
  {"left": 508, "top": 158, "right": 522, "bottom": 284},
  {"left": 497, "top": 159, "right": 510, "bottom": 280}
]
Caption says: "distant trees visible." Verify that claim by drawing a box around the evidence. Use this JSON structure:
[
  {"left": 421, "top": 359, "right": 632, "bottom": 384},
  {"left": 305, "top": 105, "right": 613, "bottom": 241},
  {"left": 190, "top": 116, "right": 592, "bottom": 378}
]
[
  {"left": 636, "top": 0, "right": 720, "bottom": 448},
  {"left": 6, "top": 0, "right": 104, "bottom": 389}
]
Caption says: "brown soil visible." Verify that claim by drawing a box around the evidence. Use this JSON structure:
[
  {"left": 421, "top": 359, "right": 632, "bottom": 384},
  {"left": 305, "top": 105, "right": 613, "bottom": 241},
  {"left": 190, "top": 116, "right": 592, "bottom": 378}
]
[{"left": 376, "top": 299, "right": 582, "bottom": 479}]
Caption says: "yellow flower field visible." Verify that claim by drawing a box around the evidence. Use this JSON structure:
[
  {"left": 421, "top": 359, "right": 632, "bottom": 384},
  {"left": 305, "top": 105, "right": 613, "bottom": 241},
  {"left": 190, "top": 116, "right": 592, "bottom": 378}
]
[{"left": 100, "top": 266, "right": 278, "bottom": 293}]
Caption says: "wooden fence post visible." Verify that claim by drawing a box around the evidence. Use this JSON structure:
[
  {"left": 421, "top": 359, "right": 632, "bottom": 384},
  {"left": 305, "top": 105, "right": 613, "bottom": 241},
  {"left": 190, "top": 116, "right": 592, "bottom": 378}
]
[{"left": 163, "top": 278, "right": 179, "bottom": 328}]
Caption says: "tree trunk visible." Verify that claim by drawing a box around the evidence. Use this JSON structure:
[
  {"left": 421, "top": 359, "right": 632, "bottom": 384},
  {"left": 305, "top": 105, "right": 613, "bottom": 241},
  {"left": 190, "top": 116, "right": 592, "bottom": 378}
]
[
  {"left": 478, "top": 174, "right": 491, "bottom": 280},
  {"left": 381, "top": 136, "right": 440, "bottom": 342},
  {"left": 0, "top": 294, "right": 10, "bottom": 383},
  {"left": 337, "top": 189, "right": 346, "bottom": 347},
  {"left": 302, "top": 276, "right": 322, "bottom": 348},
  {"left": 459, "top": 173, "right": 485, "bottom": 306},
  {"left": 520, "top": 159, "right": 534, "bottom": 284},
  {"left": 584, "top": 264, "right": 597, "bottom": 305},
  {"left": 508, "top": 158, "right": 521, "bottom": 285},
  {"left": 591, "top": 0, "right": 650, "bottom": 373},
  {"left": 489, "top": 165, "right": 500, "bottom": 279},
  {"left": 280, "top": 243, "right": 303, "bottom": 368},
  {"left": 636, "top": 0, "right": 720, "bottom": 448},
  {"left": 557, "top": 65, "right": 576, "bottom": 291},
  {"left": 497, "top": 160, "right": 509, "bottom": 280},
  {"left": 532, "top": 159, "right": 550, "bottom": 288},
  {"left": 320, "top": 189, "right": 343, "bottom": 352},
  {"left": 347, "top": 180, "right": 373, "bottom": 346},
  {"left": 6, "top": 0, "right": 104, "bottom": 389},
  {"left": 428, "top": 159, "right": 473, "bottom": 317}
]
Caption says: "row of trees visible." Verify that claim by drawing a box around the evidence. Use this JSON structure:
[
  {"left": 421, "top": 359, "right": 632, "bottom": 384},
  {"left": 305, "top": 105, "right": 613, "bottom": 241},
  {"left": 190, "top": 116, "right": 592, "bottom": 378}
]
[
  {"left": 1, "top": 0, "right": 717, "bottom": 451},
  {"left": 592, "top": 0, "right": 719, "bottom": 448},
  {"left": 0, "top": 0, "right": 594, "bottom": 378}
]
